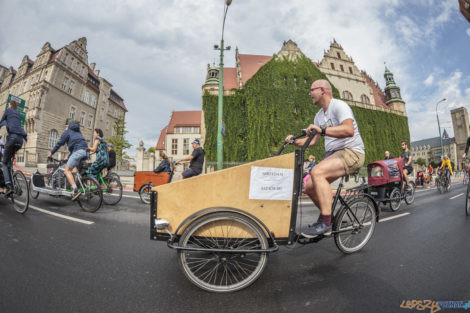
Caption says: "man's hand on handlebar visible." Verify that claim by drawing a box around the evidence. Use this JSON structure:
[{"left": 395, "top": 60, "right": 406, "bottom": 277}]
[{"left": 306, "top": 124, "right": 321, "bottom": 136}]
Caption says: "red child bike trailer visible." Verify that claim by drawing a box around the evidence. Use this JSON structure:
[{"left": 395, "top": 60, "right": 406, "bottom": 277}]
[{"left": 366, "top": 158, "right": 414, "bottom": 212}]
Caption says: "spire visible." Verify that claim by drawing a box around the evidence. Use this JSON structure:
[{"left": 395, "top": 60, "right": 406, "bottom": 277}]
[
  {"left": 383, "top": 65, "right": 404, "bottom": 105},
  {"left": 442, "top": 128, "right": 450, "bottom": 140}
]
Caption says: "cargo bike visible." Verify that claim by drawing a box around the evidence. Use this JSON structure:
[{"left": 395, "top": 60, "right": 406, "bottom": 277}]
[
  {"left": 150, "top": 131, "right": 379, "bottom": 292},
  {"left": 366, "top": 158, "right": 415, "bottom": 212}
]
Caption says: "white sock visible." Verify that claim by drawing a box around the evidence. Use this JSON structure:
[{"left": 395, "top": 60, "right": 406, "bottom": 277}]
[{"left": 72, "top": 184, "right": 77, "bottom": 190}]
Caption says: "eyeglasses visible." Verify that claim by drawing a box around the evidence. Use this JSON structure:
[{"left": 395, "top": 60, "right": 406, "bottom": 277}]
[{"left": 310, "top": 87, "right": 322, "bottom": 92}]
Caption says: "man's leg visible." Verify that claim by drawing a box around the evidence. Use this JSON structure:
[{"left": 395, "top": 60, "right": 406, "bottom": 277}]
[
  {"left": 403, "top": 169, "right": 409, "bottom": 188},
  {"left": 303, "top": 155, "right": 347, "bottom": 237}
]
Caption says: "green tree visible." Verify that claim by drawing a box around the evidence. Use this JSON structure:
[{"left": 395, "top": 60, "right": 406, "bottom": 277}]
[
  {"left": 147, "top": 147, "right": 155, "bottom": 153},
  {"left": 415, "top": 157, "right": 426, "bottom": 166},
  {"left": 106, "top": 115, "right": 132, "bottom": 161}
]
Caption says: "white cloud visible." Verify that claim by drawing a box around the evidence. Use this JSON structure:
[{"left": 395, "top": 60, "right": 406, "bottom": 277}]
[
  {"left": 0, "top": 0, "right": 464, "bottom": 156},
  {"left": 424, "top": 74, "right": 434, "bottom": 86},
  {"left": 467, "top": 28, "right": 470, "bottom": 37}
]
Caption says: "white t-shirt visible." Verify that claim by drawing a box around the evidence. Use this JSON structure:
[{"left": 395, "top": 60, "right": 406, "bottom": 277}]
[{"left": 313, "top": 98, "right": 365, "bottom": 154}]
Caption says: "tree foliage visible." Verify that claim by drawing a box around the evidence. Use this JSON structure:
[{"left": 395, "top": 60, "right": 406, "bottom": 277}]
[
  {"left": 203, "top": 55, "right": 410, "bottom": 167},
  {"left": 106, "top": 115, "right": 132, "bottom": 161}
]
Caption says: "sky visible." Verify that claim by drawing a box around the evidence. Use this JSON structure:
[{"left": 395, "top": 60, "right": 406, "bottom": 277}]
[{"left": 0, "top": 0, "right": 469, "bottom": 157}]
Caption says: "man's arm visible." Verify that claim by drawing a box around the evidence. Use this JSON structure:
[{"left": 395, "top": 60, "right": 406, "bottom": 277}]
[
  {"left": 405, "top": 153, "right": 412, "bottom": 166},
  {"left": 50, "top": 132, "right": 68, "bottom": 155}
]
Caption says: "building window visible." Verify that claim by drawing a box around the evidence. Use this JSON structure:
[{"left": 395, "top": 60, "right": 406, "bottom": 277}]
[
  {"left": 83, "top": 91, "right": 90, "bottom": 103},
  {"left": 340, "top": 64, "right": 344, "bottom": 72},
  {"left": 68, "top": 80, "right": 74, "bottom": 94},
  {"left": 361, "top": 94, "right": 370, "bottom": 104},
  {"left": 74, "top": 61, "right": 79, "bottom": 71},
  {"left": 342, "top": 90, "right": 353, "bottom": 101},
  {"left": 172, "top": 139, "right": 178, "bottom": 155},
  {"left": 349, "top": 67, "right": 353, "bottom": 74},
  {"left": 330, "top": 63, "right": 335, "bottom": 70},
  {"left": 48, "top": 130, "right": 59, "bottom": 149},
  {"left": 69, "top": 106, "right": 76, "bottom": 120},
  {"left": 100, "top": 107, "right": 104, "bottom": 121},
  {"left": 22, "top": 81, "right": 27, "bottom": 93},
  {"left": 337, "top": 52, "right": 341, "bottom": 59},
  {"left": 91, "top": 95, "right": 97, "bottom": 107},
  {"left": 62, "top": 77, "right": 69, "bottom": 91},
  {"left": 114, "top": 108, "right": 118, "bottom": 117},
  {"left": 88, "top": 115, "right": 94, "bottom": 129},
  {"left": 80, "top": 111, "right": 86, "bottom": 126},
  {"left": 183, "top": 139, "right": 190, "bottom": 155},
  {"left": 193, "top": 127, "right": 200, "bottom": 133},
  {"left": 62, "top": 52, "right": 68, "bottom": 63},
  {"left": 43, "top": 70, "right": 48, "bottom": 80},
  {"left": 70, "top": 57, "right": 74, "bottom": 67},
  {"left": 80, "top": 66, "right": 85, "bottom": 76}
]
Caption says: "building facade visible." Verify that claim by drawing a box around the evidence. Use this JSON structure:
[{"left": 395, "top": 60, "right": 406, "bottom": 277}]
[
  {"left": 0, "top": 37, "right": 127, "bottom": 166},
  {"left": 137, "top": 111, "right": 201, "bottom": 173},
  {"left": 411, "top": 107, "right": 470, "bottom": 171}
]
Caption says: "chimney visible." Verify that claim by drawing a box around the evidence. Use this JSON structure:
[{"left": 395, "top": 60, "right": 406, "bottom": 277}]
[{"left": 90, "top": 63, "right": 96, "bottom": 70}]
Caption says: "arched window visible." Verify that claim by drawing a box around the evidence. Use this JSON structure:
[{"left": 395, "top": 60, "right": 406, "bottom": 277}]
[
  {"left": 48, "top": 129, "right": 58, "bottom": 149},
  {"left": 342, "top": 90, "right": 353, "bottom": 101},
  {"left": 360, "top": 94, "right": 370, "bottom": 104}
]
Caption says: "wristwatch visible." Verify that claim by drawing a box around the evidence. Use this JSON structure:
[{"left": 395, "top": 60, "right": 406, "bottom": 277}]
[{"left": 321, "top": 126, "right": 326, "bottom": 136}]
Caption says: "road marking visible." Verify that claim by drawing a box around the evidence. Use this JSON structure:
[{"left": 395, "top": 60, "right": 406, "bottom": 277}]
[
  {"left": 122, "top": 194, "right": 139, "bottom": 199},
  {"left": 379, "top": 212, "right": 410, "bottom": 222},
  {"left": 450, "top": 193, "right": 464, "bottom": 199},
  {"left": 30, "top": 205, "right": 94, "bottom": 225}
]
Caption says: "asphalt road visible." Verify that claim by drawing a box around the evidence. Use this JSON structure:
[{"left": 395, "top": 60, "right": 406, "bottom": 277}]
[{"left": 1, "top": 184, "right": 469, "bottom": 313}]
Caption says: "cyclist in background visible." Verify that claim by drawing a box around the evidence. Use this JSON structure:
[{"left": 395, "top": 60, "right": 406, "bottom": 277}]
[
  {"left": 439, "top": 155, "right": 453, "bottom": 187},
  {"left": 0, "top": 100, "right": 27, "bottom": 196}
]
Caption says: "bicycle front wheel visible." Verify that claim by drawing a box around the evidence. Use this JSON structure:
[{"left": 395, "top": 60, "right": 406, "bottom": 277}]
[
  {"left": 466, "top": 183, "right": 470, "bottom": 216},
  {"left": 178, "top": 212, "right": 269, "bottom": 293},
  {"left": 102, "top": 176, "right": 122, "bottom": 205},
  {"left": 404, "top": 181, "right": 415, "bottom": 205},
  {"left": 11, "top": 170, "right": 30, "bottom": 214},
  {"left": 77, "top": 176, "right": 103, "bottom": 213},
  {"left": 139, "top": 183, "right": 153, "bottom": 204},
  {"left": 334, "top": 197, "right": 376, "bottom": 254}
]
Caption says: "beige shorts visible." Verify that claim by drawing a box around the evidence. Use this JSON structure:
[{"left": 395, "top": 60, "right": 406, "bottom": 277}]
[{"left": 332, "top": 148, "right": 365, "bottom": 175}]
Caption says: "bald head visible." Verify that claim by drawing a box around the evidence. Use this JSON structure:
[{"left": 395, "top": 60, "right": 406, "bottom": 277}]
[{"left": 313, "top": 79, "right": 332, "bottom": 95}]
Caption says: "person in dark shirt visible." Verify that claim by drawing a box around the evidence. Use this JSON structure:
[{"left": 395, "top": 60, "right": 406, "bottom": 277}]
[
  {"left": 0, "top": 100, "right": 27, "bottom": 195},
  {"left": 48, "top": 120, "right": 88, "bottom": 200},
  {"left": 178, "top": 139, "right": 205, "bottom": 180},
  {"left": 107, "top": 144, "right": 116, "bottom": 171},
  {"left": 154, "top": 151, "right": 171, "bottom": 174},
  {"left": 400, "top": 140, "right": 413, "bottom": 188},
  {"left": 384, "top": 150, "right": 394, "bottom": 160}
]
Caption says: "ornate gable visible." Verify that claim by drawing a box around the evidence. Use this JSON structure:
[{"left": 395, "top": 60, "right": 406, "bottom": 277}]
[
  {"left": 66, "top": 37, "right": 88, "bottom": 64},
  {"left": 275, "top": 40, "right": 304, "bottom": 61}
]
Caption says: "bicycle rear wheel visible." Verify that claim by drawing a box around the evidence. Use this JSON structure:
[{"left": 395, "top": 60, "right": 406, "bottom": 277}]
[
  {"left": 102, "top": 176, "right": 122, "bottom": 205},
  {"left": 334, "top": 197, "right": 376, "bottom": 254},
  {"left": 77, "top": 176, "right": 103, "bottom": 212},
  {"left": 178, "top": 212, "right": 269, "bottom": 293},
  {"left": 11, "top": 170, "right": 30, "bottom": 214}
]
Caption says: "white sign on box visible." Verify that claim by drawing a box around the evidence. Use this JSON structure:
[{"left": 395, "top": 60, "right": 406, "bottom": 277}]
[{"left": 249, "top": 166, "right": 294, "bottom": 200}]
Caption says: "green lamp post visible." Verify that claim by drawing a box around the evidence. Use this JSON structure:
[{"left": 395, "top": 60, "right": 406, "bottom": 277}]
[
  {"left": 435, "top": 98, "right": 447, "bottom": 157},
  {"left": 214, "top": 0, "right": 232, "bottom": 170}
]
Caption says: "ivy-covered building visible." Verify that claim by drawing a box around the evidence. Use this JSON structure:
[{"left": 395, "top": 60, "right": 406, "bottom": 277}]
[{"left": 201, "top": 40, "right": 410, "bottom": 166}]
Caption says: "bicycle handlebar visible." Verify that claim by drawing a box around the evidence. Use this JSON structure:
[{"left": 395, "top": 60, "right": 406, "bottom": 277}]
[{"left": 276, "top": 129, "right": 317, "bottom": 156}]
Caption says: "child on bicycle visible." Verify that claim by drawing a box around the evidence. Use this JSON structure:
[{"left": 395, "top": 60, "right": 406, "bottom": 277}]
[
  {"left": 0, "top": 99, "right": 27, "bottom": 196},
  {"left": 439, "top": 155, "right": 453, "bottom": 186},
  {"left": 49, "top": 119, "right": 88, "bottom": 200}
]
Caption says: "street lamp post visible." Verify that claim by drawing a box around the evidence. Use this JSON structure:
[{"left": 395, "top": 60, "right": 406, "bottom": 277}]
[
  {"left": 214, "top": 0, "right": 232, "bottom": 170},
  {"left": 435, "top": 98, "right": 447, "bottom": 158}
]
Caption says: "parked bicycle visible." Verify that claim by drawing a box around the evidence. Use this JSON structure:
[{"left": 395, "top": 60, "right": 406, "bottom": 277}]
[{"left": 30, "top": 157, "right": 103, "bottom": 212}]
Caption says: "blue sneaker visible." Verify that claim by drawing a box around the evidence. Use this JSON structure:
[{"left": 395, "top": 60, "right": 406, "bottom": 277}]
[{"left": 301, "top": 221, "right": 332, "bottom": 238}]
